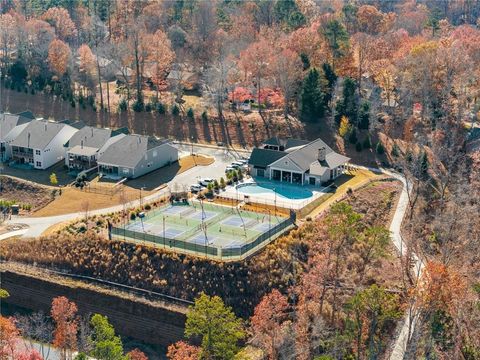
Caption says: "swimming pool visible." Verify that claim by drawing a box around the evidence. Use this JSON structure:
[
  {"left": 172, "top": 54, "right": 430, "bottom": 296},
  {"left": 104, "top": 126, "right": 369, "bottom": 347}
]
[{"left": 236, "top": 182, "right": 313, "bottom": 200}]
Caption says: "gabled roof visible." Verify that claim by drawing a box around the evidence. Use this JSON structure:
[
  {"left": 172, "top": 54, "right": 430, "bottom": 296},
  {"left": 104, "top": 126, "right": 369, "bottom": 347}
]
[
  {"left": 97, "top": 134, "right": 171, "bottom": 168},
  {"left": 263, "top": 137, "right": 281, "bottom": 146},
  {"left": 66, "top": 126, "right": 113, "bottom": 149},
  {"left": 248, "top": 148, "right": 286, "bottom": 168},
  {"left": 263, "top": 137, "right": 310, "bottom": 150},
  {"left": 268, "top": 138, "right": 350, "bottom": 174},
  {"left": 16, "top": 110, "right": 36, "bottom": 120},
  {"left": 1, "top": 113, "right": 34, "bottom": 139},
  {"left": 11, "top": 120, "right": 73, "bottom": 150},
  {"left": 68, "top": 145, "right": 98, "bottom": 157}
]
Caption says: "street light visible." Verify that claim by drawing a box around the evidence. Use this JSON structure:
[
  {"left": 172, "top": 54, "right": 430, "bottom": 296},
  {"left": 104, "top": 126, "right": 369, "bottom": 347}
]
[{"left": 273, "top": 187, "right": 277, "bottom": 217}]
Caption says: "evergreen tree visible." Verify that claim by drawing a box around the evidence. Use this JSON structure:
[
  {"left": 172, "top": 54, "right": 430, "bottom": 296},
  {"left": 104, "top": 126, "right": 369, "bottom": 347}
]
[
  {"left": 376, "top": 142, "right": 385, "bottom": 155},
  {"left": 300, "top": 68, "right": 326, "bottom": 122},
  {"left": 322, "top": 19, "right": 349, "bottom": 71},
  {"left": 348, "top": 128, "right": 358, "bottom": 144},
  {"left": 274, "top": 0, "right": 305, "bottom": 29},
  {"left": 335, "top": 77, "right": 358, "bottom": 124},
  {"left": 300, "top": 53, "right": 310, "bottom": 70},
  {"left": 358, "top": 101, "right": 370, "bottom": 130},
  {"left": 90, "top": 314, "right": 125, "bottom": 360},
  {"left": 362, "top": 135, "right": 371, "bottom": 149},
  {"left": 185, "top": 293, "right": 245, "bottom": 360},
  {"left": 322, "top": 62, "right": 337, "bottom": 104}
]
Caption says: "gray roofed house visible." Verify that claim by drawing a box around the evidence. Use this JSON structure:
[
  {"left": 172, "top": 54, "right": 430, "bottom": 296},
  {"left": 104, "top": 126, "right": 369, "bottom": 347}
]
[
  {"left": 97, "top": 134, "right": 179, "bottom": 179},
  {"left": 65, "top": 126, "right": 130, "bottom": 172},
  {"left": 0, "top": 112, "right": 36, "bottom": 161},
  {"left": 10, "top": 119, "right": 78, "bottom": 169},
  {"left": 249, "top": 137, "right": 350, "bottom": 186}
]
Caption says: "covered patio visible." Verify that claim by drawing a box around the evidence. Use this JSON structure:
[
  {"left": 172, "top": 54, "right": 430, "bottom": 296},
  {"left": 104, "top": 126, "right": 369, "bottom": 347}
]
[{"left": 269, "top": 167, "right": 304, "bottom": 185}]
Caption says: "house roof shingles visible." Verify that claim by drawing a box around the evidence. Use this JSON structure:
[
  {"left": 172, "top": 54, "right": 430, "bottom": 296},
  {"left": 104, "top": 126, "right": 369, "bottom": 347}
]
[
  {"left": 255, "top": 137, "right": 350, "bottom": 175},
  {"left": 97, "top": 134, "right": 170, "bottom": 169},
  {"left": 66, "top": 126, "right": 113, "bottom": 149},
  {"left": 11, "top": 120, "right": 72, "bottom": 150},
  {"left": 248, "top": 148, "right": 286, "bottom": 168}
]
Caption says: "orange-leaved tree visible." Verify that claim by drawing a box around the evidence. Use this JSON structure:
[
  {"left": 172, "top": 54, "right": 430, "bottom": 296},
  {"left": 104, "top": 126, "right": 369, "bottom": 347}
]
[
  {"left": 166, "top": 341, "right": 201, "bottom": 360},
  {"left": 250, "top": 289, "right": 290, "bottom": 360},
  {"left": 51, "top": 296, "right": 78, "bottom": 360}
]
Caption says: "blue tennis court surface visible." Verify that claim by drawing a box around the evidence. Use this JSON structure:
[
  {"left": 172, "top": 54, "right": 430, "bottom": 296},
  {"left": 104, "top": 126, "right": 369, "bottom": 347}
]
[
  {"left": 126, "top": 222, "right": 153, "bottom": 231},
  {"left": 188, "top": 211, "right": 217, "bottom": 221},
  {"left": 221, "top": 216, "right": 245, "bottom": 227},
  {"left": 153, "top": 227, "right": 184, "bottom": 238},
  {"left": 163, "top": 206, "right": 189, "bottom": 215},
  {"left": 190, "top": 233, "right": 216, "bottom": 245}
]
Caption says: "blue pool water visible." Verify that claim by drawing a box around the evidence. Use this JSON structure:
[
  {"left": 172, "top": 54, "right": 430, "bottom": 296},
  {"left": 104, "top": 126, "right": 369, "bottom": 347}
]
[{"left": 236, "top": 182, "right": 313, "bottom": 200}]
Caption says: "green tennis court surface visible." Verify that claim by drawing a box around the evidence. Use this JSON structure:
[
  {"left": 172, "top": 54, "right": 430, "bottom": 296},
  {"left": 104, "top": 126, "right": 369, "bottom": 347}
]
[{"left": 120, "top": 200, "right": 287, "bottom": 250}]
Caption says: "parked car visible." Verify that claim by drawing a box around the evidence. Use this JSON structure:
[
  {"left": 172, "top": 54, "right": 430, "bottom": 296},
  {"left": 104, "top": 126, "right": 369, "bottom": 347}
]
[
  {"left": 225, "top": 166, "right": 235, "bottom": 173},
  {"left": 190, "top": 184, "right": 202, "bottom": 193},
  {"left": 237, "top": 159, "right": 248, "bottom": 165},
  {"left": 198, "top": 178, "right": 213, "bottom": 186}
]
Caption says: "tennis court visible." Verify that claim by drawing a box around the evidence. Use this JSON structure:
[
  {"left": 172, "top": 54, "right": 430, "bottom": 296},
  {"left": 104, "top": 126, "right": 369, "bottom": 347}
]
[{"left": 113, "top": 200, "right": 293, "bottom": 258}]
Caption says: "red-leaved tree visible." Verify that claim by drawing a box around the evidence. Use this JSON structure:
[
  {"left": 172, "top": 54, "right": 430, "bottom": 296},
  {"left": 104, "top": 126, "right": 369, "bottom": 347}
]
[
  {"left": 166, "top": 341, "right": 201, "bottom": 360},
  {"left": 51, "top": 297, "right": 78, "bottom": 360}
]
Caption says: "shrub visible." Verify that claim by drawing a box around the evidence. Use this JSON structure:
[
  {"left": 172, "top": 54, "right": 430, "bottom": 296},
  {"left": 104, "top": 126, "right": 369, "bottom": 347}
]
[
  {"left": 132, "top": 100, "right": 144, "bottom": 112},
  {"left": 219, "top": 177, "right": 226, "bottom": 189},
  {"left": 156, "top": 102, "right": 166, "bottom": 114},
  {"left": 362, "top": 136, "right": 371, "bottom": 149},
  {"left": 145, "top": 204, "right": 151, "bottom": 211},
  {"left": 376, "top": 142, "right": 385, "bottom": 155},
  {"left": 391, "top": 143, "right": 400, "bottom": 157},
  {"left": 145, "top": 102, "right": 153, "bottom": 112},
  {"left": 172, "top": 104, "right": 180, "bottom": 116},
  {"left": 348, "top": 128, "right": 358, "bottom": 144},
  {"left": 70, "top": 99, "right": 76, "bottom": 108},
  {"left": 118, "top": 99, "right": 128, "bottom": 112},
  {"left": 355, "top": 141, "right": 362, "bottom": 152},
  {"left": 213, "top": 180, "right": 219, "bottom": 190},
  {"left": 187, "top": 107, "right": 194, "bottom": 119},
  {"left": 130, "top": 212, "right": 136, "bottom": 220},
  {"left": 201, "top": 111, "right": 208, "bottom": 122}
]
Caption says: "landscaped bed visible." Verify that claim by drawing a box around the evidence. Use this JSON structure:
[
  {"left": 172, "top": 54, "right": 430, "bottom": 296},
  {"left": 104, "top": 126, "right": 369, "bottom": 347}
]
[{"left": 0, "top": 175, "right": 55, "bottom": 212}]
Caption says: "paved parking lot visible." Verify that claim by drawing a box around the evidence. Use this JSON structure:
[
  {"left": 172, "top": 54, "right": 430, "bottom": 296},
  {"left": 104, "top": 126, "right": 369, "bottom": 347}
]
[{"left": 169, "top": 143, "right": 251, "bottom": 191}]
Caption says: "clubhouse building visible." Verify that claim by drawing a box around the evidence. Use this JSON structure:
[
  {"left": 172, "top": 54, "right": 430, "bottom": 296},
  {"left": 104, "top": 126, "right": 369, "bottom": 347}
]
[{"left": 248, "top": 137, "right": 350, "bottom": 186}]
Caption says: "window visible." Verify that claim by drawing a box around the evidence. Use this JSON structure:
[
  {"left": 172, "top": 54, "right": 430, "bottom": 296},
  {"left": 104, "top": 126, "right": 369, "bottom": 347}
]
[
  {"left": 309, "top": 177, "right": 316, "bottom": 186},
  {"left": 36, "top": 161, "right": 42, "bottom": 167},
  {"left": 29, "top": 158, "right": 34, "bottom": 164},
  {"left": 35, "top": 150, "right": 41, "bottom": 155},
  {"left": 257, "top": 169, "right": 265, "bottom": 177},
  {"left": 123, "top": 168, "right": 129, "bottom": 174}
]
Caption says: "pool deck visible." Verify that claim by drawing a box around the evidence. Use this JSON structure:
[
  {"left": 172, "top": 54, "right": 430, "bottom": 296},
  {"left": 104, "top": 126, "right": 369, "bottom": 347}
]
[{"left": 221, "top": 178, "right": 330, "bottom": 210}]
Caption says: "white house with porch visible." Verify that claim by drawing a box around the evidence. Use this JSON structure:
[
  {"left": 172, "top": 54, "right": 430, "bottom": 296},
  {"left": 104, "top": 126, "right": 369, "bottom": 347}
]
[{"left": 248, "top": 137, "right": 350, "bottom": 186}]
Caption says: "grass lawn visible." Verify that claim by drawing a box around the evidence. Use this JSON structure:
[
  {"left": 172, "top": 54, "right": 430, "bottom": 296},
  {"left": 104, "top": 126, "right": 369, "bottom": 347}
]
[{"left": 33, "top": 186, "right": 142, "bottom": 217}]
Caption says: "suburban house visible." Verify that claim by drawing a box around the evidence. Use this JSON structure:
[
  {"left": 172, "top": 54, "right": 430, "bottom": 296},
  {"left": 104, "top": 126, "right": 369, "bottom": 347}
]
[
  {"left": 9, "top": 119, "right": 79, "bottom": 169},
  {"left": 248, "top": 137, "right": 350, "bottom": 186},
  {"left": 64, "top": 126, "right": 128, "bottom": 172},
  {"left": 0, "top": 111, "right": 36, "bottom": 161},
  {"left": 97, "top": 134, "right": 178, "bottom": 179}
]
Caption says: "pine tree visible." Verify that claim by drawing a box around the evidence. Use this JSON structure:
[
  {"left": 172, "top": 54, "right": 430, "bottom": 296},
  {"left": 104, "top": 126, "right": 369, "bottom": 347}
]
[
  {"left": 335, "top": 77, "right": 358, "bottom": 124},
  {"left": 358, "top": 101, "right": 370, "bottom": 130},
  {"left": 300, "top": 68, "right": 326, "bottom": 122}
]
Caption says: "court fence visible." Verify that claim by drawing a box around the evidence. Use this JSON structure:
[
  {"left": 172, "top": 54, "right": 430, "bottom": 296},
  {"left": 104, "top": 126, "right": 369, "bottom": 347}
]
[{"left": 110, "top": 214, "right": 294, "bottom": 261}]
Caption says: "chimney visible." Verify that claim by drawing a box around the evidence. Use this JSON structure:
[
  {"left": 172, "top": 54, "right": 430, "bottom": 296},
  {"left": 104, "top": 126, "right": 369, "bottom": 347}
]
[
  {"left": 27, "top": 132, "right": 30, "bottom": 148},
  {"left": 44, "top": 123, "right": 47, "bottom": 132},
  {"left": 318, "top": 147, "right": 326, "bottom": 162},
  {"left": 81, "top": 140, "right": 84, "bottom": 149}
]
